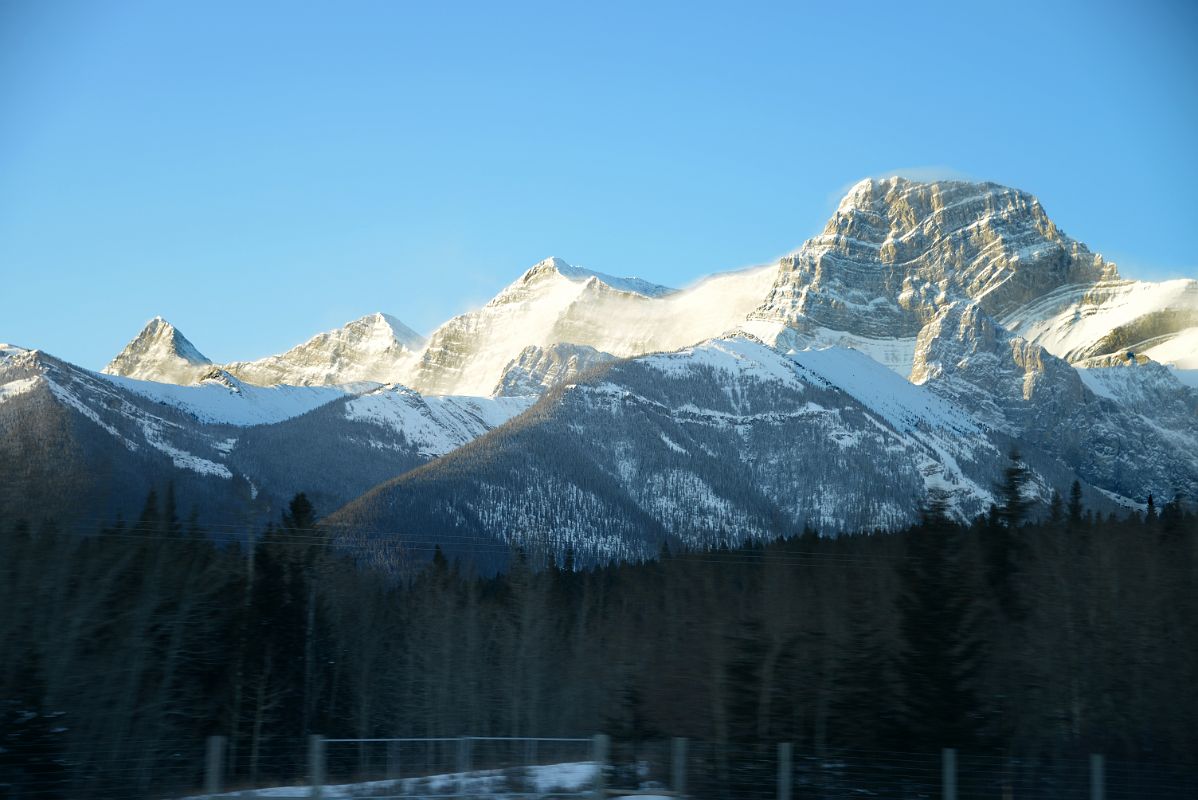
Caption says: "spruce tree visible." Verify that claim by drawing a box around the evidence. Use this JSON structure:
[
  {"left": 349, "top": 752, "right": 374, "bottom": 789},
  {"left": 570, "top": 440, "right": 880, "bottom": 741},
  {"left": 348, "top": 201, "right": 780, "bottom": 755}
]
[
  {"left": 896, "top": 491, "right": 982, "bottom": 751},
  {"left": 1068, "top": 480, "right": 1084, "bottom": 527},
  {"left": 985, "top": 450, "right": 1031, "bottom": 620}
]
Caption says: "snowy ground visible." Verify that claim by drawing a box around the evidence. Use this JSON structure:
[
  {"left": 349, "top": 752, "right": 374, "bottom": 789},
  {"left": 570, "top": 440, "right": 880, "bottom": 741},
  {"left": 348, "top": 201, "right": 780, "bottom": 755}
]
[{"left": 180, "top": 761, "right": 602, "bottom": 799}]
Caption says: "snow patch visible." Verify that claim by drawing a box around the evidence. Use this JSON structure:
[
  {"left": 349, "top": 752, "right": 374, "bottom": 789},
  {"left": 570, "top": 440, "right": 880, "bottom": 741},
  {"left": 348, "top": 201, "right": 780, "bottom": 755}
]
[
  {"left": 346, "top": 387, "right": 533, "bottom": 457},
  {"left": 0, "top": 376, "right": 41, "bottom": 403},
  {"left": 101, "top": 373, "right": 346, "bottom": 426}
]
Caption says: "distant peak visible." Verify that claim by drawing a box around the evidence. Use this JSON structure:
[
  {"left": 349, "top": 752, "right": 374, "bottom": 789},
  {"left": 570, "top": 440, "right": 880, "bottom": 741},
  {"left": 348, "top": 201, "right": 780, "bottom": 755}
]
[
  {"left": 518, "top": 256, "right": 675, "bottom": 298},
  {"left": 347, "top": 312, "right": 425, "bottom": 349},
  {"left": 0, "top": 343, "right": 29, "bottom": 357},
  {"left": 834, "top": 176, "right": 1036, "bottom": 217},
  {"left": 537, "top": 256, "right": 570, "bottom": 271},
  {"left": 198, "top": 366, "right": 246, "bottom": 393},
  {"left": 521, "top": 256, "right": 573, "bottom": 282},
  {"left": 101, "top": 316, "right": 211, "bottom": 383}
]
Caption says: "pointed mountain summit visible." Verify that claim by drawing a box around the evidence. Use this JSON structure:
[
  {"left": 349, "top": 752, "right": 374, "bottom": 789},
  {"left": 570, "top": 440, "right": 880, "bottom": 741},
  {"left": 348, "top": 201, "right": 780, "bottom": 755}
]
[
  {"left": 514, "top": 256, "right": 676, "bottom": 298},
  {"left": 224, "top": 312, "right": 426, "bottom": 387},
  {"left": 102, "top": 317, "right": 213, "bottom": 384},
  {"left": 405, "top": 256, "right": 776, "bottom": 396}
]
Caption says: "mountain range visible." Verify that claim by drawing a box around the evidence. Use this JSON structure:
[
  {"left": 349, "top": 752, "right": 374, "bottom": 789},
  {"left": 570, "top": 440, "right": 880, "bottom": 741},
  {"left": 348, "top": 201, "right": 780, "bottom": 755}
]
[{"left": 3, "top": 177, "right": 1195, "bottom": 566}]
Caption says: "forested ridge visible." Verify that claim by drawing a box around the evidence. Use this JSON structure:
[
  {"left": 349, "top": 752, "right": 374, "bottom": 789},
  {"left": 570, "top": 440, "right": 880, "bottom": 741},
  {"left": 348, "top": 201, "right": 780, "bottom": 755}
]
[{"left": 2, "top": 480, "right": 1196, "bottom": 798}]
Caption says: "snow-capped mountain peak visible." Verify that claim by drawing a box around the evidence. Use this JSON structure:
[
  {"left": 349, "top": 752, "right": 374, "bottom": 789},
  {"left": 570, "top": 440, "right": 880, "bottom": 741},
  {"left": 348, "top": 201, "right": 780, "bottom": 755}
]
[
  {"left": 406, "top": 256, "right": 777, "bottom": 396},
  {"left": 745, "top": 177, "right": 1128, "bottom": 376},
  {"left": 102, "top": 316, "right": 213, "bottom": 384},
  {"left": 223, "top": 312, "right": 426, "bottom": 387},
  {"left": 360, "top": 311, "right": 425, "bottom": 350},
  {"left": 513, "top": 256, "right": 676, "bottom": 298}
]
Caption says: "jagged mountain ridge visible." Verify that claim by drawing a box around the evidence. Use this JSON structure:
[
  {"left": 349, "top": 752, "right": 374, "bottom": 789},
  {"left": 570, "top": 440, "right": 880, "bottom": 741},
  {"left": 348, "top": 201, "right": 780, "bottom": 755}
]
[
  {"left": 224, "top": 312, "right": 425, "bottom": 387},
  {"left": 402, "top": 257, "right": 780, "bottom": 396},
  {"left": 328, "top": 302, "right": 1197, "bottom": 568},
  {"left": 0, "top": 345, "right": 529, "bottom": 527},
  {"left": 101, "top": 177, "right": 1195, "bottom": 396},
  {"left": 105, "top": 312, "right": 427, "bottom": 389},
  {"left": 326, "top": 334, "right": 1154, "bottom": 568},
  {"left": 8, "top": 176, "right": 1197, "bottom": 566}
]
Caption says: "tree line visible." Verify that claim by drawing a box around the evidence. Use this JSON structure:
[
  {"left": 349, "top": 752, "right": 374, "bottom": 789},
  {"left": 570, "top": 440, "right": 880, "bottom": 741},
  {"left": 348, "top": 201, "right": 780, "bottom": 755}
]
[{"left": 1, "top": 472, "right": 1196, "bottom": 798}]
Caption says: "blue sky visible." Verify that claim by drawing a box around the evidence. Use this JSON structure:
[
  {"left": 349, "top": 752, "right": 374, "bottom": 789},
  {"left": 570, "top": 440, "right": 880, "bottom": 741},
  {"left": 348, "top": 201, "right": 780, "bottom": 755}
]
[{"left": 2, "top": 0, "right": 1196, "bottom": 368}]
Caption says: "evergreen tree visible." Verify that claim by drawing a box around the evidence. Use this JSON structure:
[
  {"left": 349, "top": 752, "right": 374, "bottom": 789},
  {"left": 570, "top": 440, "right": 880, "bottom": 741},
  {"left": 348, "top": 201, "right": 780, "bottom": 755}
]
[
  {"left": 985, "top": 450, "right": 1031, "bottom": 620},
  {"left": 281, "top": 492, "right": 316, "bottom": 532},
  {"left": 1049, "top": 490, "right": 1063, "bottom": 526},
  {"left": 1068, "top": 480, "right": 1084, "bottom": 527},
  {"left": 896, "top": 491, "right": 983, "bottom": 750},
  {"left": 830, "top": 596, "right": 897, "bottom": 751}
]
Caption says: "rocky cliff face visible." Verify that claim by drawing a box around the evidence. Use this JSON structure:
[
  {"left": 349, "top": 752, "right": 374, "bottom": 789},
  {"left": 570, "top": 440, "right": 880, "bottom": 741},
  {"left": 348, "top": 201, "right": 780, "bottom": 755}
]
[
  {"left": 224, "top": 312, "right": 425, "bottom": 386},
  {"left": 96, "top": 178, "right": 1196, "bottom": 395},
  {"left": 911, "top": 301, "right": 1198, "bottom": 504},
  {"left": 747, "top": 177, "right": 1119, "bottom": 365},
  {"left": 493, "top": 343, "right": 617, "bottom": 397},
  {"left": 102, "top": 317, "right": 213, "bottom": 384}
]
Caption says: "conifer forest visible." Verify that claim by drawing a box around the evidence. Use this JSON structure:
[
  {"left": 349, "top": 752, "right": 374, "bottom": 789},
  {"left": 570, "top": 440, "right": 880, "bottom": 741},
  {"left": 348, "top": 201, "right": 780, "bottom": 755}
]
[{"left": 2, "top": 481, "right": 1196, "bottom": 798}]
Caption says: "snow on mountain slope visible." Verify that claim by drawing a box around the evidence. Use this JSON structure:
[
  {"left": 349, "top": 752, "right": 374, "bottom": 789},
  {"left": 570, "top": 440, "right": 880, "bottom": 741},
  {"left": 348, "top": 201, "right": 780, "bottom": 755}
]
[
  {"left": 911, "top": 301, "right": 1198, "bottom": 504},
  {"left": 1073, "top": 354, "right": 1198, "bottom": 444},
  {"left": 788, "top": 345, "right": 980, "bottom": 437},
  {"left": 225, "top": 312, "right": 425, "bottom": 386},
  {"left": 1001, "top": 278, "right": 1198, "bottom": 369},
  {"left": 345, "top": 385, "right": 533, "bottom": 457},
  {"left": 102, "top": 317, "right": 213, "bottom": 384},
  {"left": 1, "top": 344, "right": 532, "bottom": 527},
  {"left": 1144, "top": 328, "right": 1198, "bottom": 370},
  {"left": 405, "top": 257, "right": 779, "bottom": 396},
  {"left": 96, "top": 178, "right": 1192, "bottom": 401},
  {"left": 551, "top": 262, "right": 674, "bottom": 297},
  {"left": 738, "top": 318, "right": 920, "bottom": 376},
  {"left": 329, "top": 337, "right": 1010, "bottom": 566},
  {"left": 5, "top": 347, "right": 237, "bottom": 479},
  {"left": 330, "top": 318, "right": 1196, "bottom": 569},
  {"left": 101, "top": 368, "right": 348, "bottom": 426}
]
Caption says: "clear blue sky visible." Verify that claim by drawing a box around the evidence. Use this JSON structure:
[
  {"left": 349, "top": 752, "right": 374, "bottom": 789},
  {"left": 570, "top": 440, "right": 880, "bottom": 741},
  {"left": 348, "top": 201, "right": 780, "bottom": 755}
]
[{"left": 2, "top": 0, "right": 1196, "bottom": 368}]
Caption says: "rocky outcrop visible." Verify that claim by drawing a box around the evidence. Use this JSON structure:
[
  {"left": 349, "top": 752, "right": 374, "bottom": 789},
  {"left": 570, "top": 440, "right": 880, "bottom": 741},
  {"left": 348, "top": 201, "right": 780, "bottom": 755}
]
[
  {"left": 224, "top": 312, "right": 424, "bottom": 386},
  {"left": 493, "top": 343, "right": 617, "bottom": 397},
  {"left": 911, "top": 301, "right": 1198, "bottom": 504},
  {"left": 102, "top": 317, "right": 212, "bottom": 384},
  {"left": 750, "top": 177, "right": 1118, "bottom": 358}
]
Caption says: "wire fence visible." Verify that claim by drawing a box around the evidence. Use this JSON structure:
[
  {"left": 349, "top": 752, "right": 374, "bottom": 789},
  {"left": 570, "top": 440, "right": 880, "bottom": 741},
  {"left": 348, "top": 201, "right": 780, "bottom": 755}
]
[{"left": 4, "top": 734, "right": 1198, "bottom": 799}]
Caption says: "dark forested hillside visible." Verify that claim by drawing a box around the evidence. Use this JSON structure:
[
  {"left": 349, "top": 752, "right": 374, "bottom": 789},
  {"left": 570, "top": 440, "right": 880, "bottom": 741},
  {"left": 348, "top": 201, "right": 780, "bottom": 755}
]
[{"left": 2, "top": 488, "right": 1196, "bottom": 798}]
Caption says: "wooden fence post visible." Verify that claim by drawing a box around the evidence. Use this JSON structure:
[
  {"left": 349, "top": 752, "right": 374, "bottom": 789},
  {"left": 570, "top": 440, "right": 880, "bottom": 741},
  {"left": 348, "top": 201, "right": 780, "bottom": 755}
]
[
  {"left": 777, "top": 742, "right": 793, "bottom": 800},
  {"left": 592, "top": 734, "right": 609, "bottom": 800},
  {"left": 671, "top": 737, "right": 687, "bottom": 797},
  {"left": 1090, "top": 753, "right": 1105, "bottom": 800},
  {"left": 942, "top": 748, "right": 957, "bottom": 800},
  {"left": 457, "top": 737, "right": 472, "bottom": 797},
  {"left": 308, "top": 735, "right": 325, "bottom": 799},
  {"left": 386, "top": 740, "right": 401, "bottom": 781},
  {"left": 204, "top": 735, "right": 225, "bottom": 794}
]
